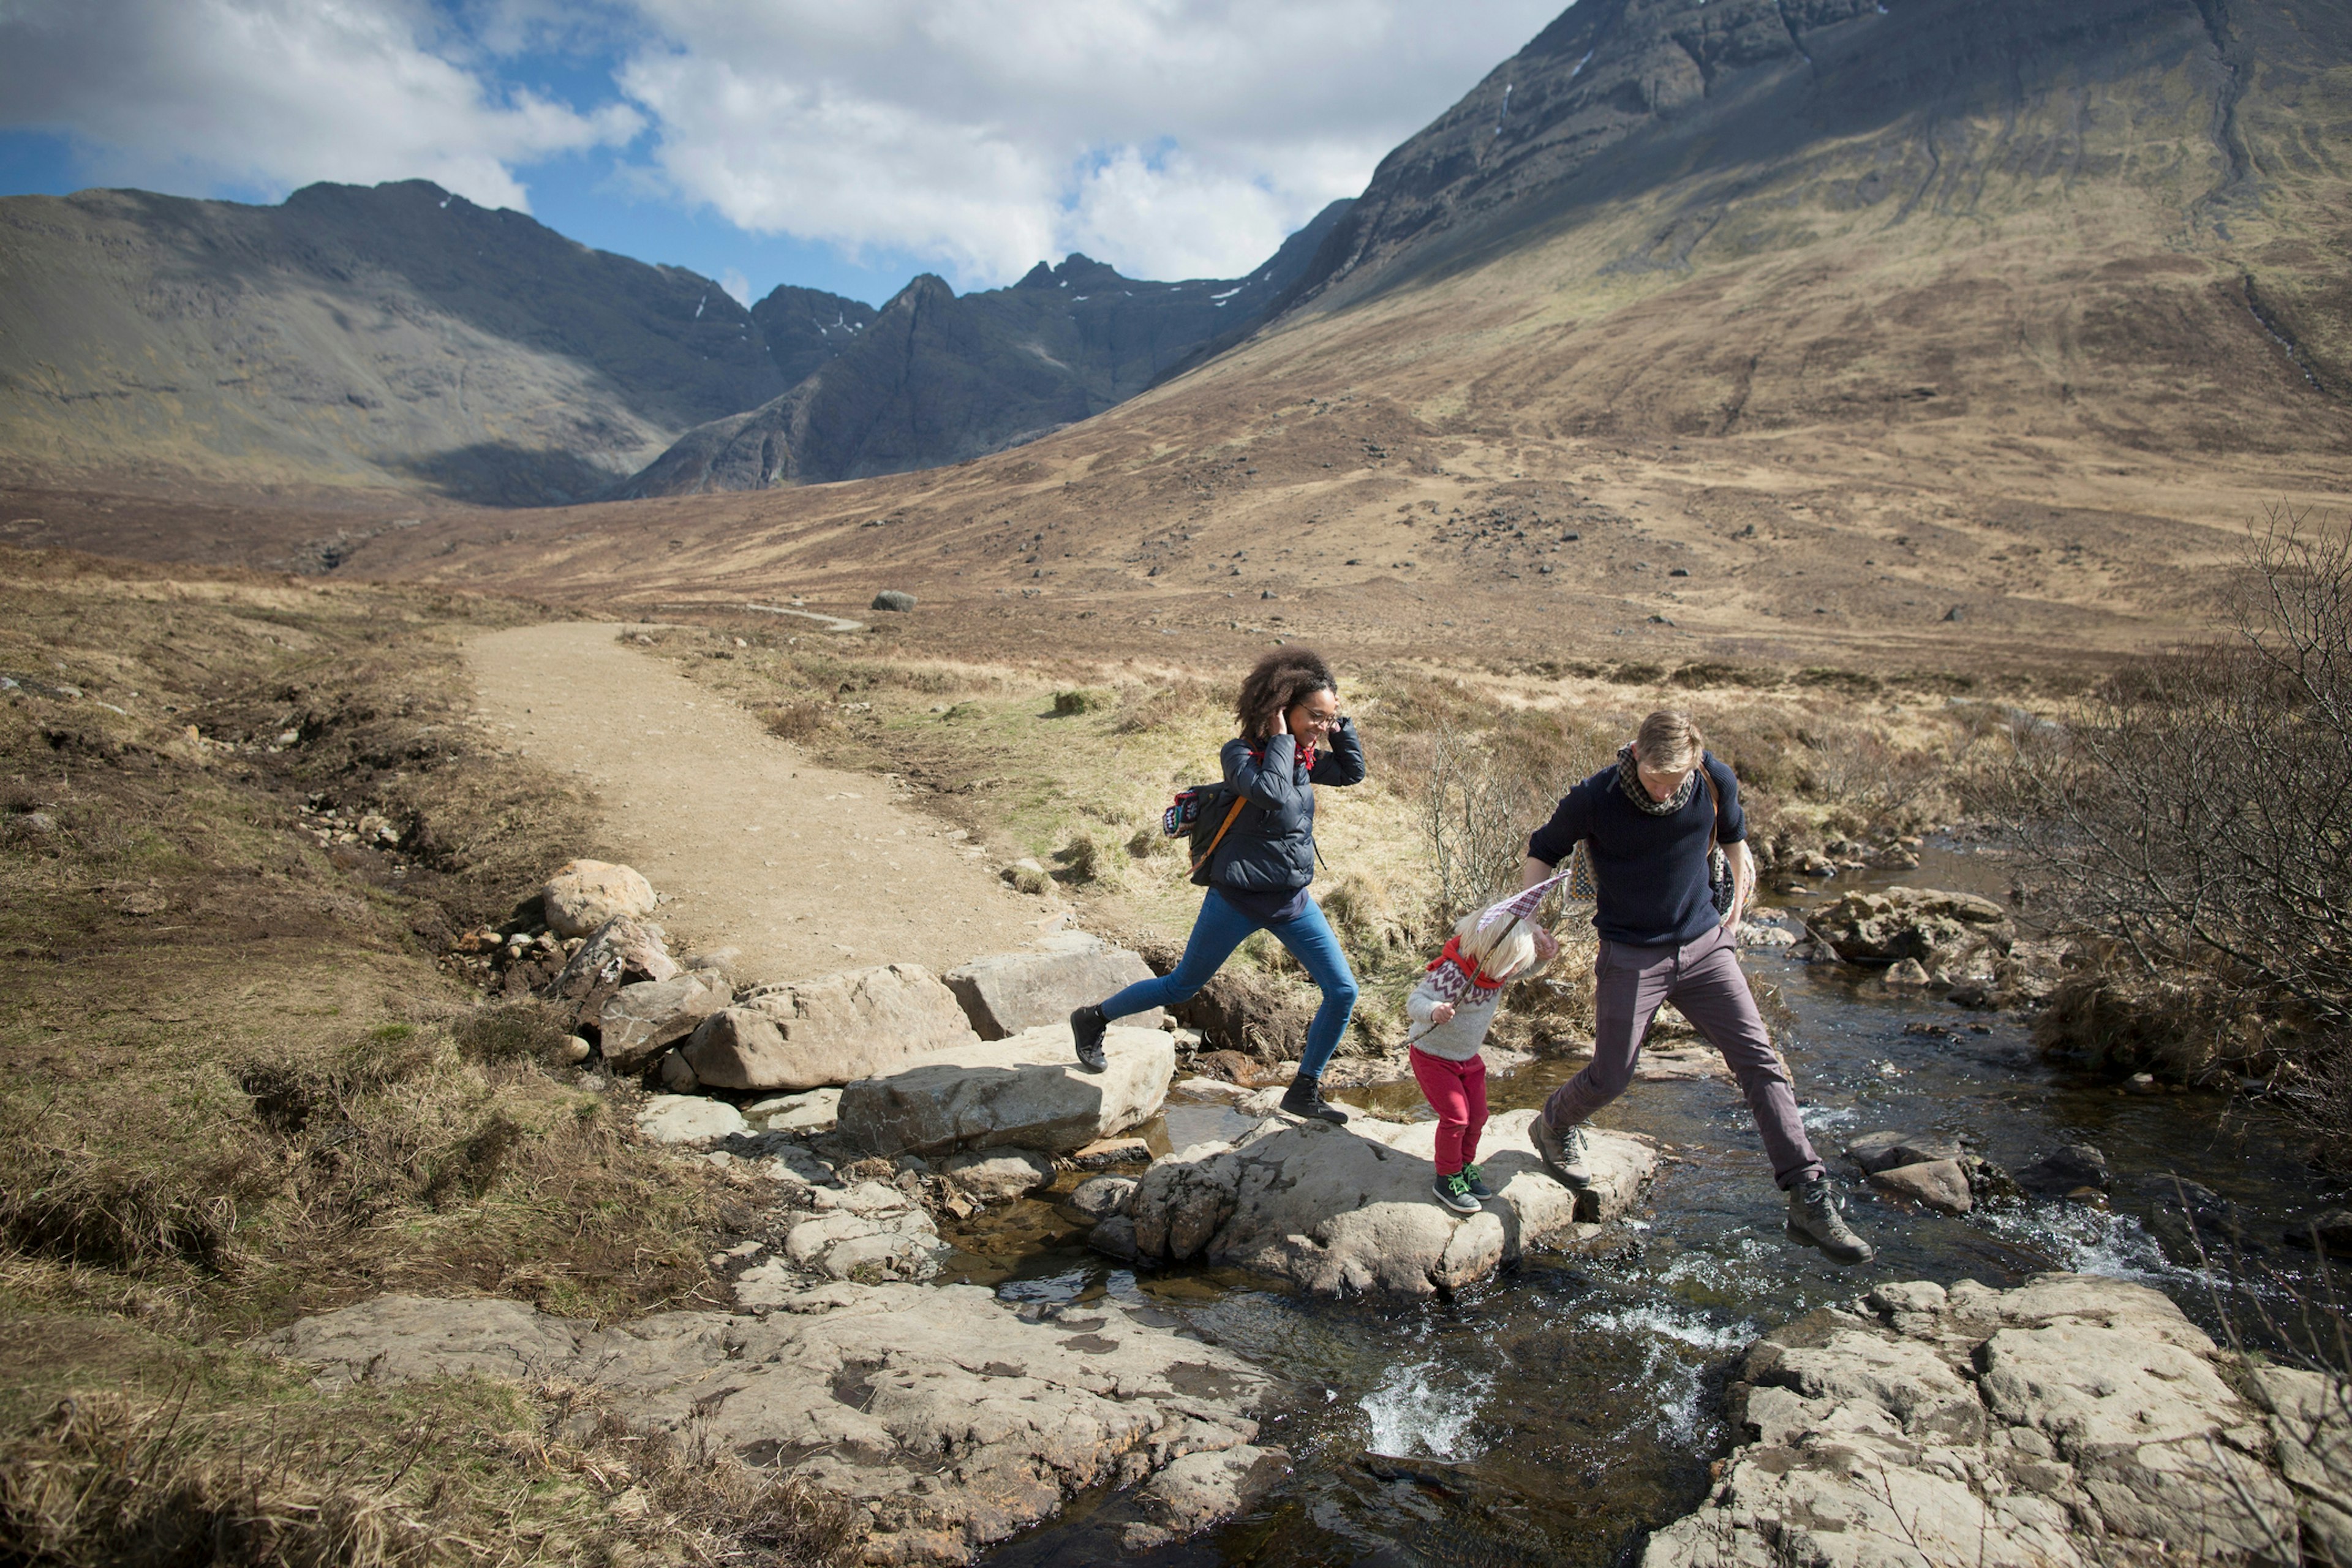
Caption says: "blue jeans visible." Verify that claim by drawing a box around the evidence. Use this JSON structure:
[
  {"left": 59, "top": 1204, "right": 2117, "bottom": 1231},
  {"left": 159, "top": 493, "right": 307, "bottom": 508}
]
[{"left": 1099, "top": 888, "right": 1359, "bottom": 1079}]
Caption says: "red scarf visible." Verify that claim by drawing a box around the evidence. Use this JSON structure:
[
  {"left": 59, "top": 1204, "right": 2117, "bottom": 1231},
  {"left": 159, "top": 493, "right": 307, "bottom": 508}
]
[{"left": 1426, "top": 935, "right": 1504, "bottom": 992}]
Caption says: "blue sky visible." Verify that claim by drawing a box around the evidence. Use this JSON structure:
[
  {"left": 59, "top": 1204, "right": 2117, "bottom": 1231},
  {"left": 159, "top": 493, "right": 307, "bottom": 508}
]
[{"left": 0, "top": 1, "right": 1567, "bottom": 308}]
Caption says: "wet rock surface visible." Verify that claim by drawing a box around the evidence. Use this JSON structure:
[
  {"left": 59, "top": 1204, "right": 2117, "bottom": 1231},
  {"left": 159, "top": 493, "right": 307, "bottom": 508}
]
[
  {"left": 1643, "top": 1273, "right": 2344, "bottom": 1568},
  {"left": 1110, "top": 1110, "right": 1656, "bottom": 1297},
  {"left": 1810, "top": 885, "right": 2013, "bottom": 974},
  {"left": 262, "top": 1283, "right": 1275, "bottom": 1566}
]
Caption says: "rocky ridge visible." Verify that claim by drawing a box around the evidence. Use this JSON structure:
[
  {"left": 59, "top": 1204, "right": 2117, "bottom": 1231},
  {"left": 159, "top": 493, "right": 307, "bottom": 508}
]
[
  {"left": 1643, "top": 1272, "right": 2350, "bottom": 1568},
  {"left": 262, "top": 1284, "right": 1283, "bottom": 1564}
]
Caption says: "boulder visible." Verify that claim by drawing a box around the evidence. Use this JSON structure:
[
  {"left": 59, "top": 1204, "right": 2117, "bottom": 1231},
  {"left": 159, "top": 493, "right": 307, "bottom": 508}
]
[
  {"left": 939, "top": 1148, "right": 1057, "bottom": 1202},
  {"left": 2285, "top": 1208, "right": 2352, "bottom": 1253},
  {"left": 550, "top": 914, "right": 678, "bottom": 996},
  {"left": 260, "top": 1280, "right": 1272, "bottom": 1564},
  {"left": 1869, "top": 1158, "right": 1973, "bottom": 1215},
  {"left": 1068, "top": 1135, "right": 1151, "bottom": 1168},
  {"left": 635, "top": 1094, "right": 747, "bottom": 1145},
  {"left": 1846, "top": 1130, "right": 1964, "bottom": 1174},
  {"left": 744, "top": 1087, "right": 842, "bottom": 1133},
  {"left": 1118, "top": 1111, "right": 1655, "bottom": 1298},
  {"left": 2018, "top": 1142, "right": 2112, "bottom": 1196},
  {"left": 598, "top": 971, "right": 733, "bottom": 1071},
  {"left": 541, "top": 859, "right": 657, "bottom": 939},
  {"left": 1123, "top": 1444, "right": 1289, "bottom": 1553},
  {"left": 870, "top": 590, "right": 917, "bottom": 611},
  {"left": 944, "top": 934, "right": 1162, "bottom": 1038},
  {"left": 684, "top": 963, "right": 978, "bottom": 1091},
  {"left": 743, "top": 1180, "right": 946, "bottom": 1284},
  {"left": 1811, "top": 885, "right": 2015, "bottom": 971},
  {"left": 837, "top": 1024, "right": 1173, "bottom": 1158},
  {"left": 1068, "top": 1175, "right": 1138, "bottom": 1221},
  {"left": 657, "top": 1051, "right": 698, "bottom": 1091},
  {"left": 1643, "top": 1274, "right": 2303, "bottom": 1568}
]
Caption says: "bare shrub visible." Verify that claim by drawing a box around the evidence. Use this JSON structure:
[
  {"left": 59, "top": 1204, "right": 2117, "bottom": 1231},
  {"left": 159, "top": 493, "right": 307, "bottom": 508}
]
[
  {"left": 763, "top": 699, "right": 835, "bottom": 742},
  {"left": 1113, "top": 679, "right": 1212, "bottom": 734},
  {"left": 1998, "top": 510, "right": 2352, "bottom": 1149},
  {"left": 1416, "top": 718, "right": 1610, "bottom": 925}
]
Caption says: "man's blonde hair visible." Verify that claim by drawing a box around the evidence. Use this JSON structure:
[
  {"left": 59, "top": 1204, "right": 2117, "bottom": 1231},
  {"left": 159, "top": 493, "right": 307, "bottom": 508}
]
[
  {"left": 1453, "top": 910, "right": 1545, "bottom": 982},
  {"left": 1635, "top": 709, "right": 1706, "bottom": 772}
]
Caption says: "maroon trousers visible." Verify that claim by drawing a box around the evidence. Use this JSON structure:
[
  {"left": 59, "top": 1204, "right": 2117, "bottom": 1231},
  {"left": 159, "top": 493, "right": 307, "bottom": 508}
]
[
  {"left": 1409, "top": 1047, "right": 1487, "bottom": 1175},
  {"left": 1540, "top": 922, "right": 1826, "bottom": 1189}
]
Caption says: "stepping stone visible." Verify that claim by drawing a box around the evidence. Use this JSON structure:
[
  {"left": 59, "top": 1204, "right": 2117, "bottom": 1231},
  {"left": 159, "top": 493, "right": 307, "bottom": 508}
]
[
  {"left": 837, "top": 1024, "right": 1174, "bottom": 1157},
  {"left": 944, "top": 933, "right": 1162, "bottom": 1038}
]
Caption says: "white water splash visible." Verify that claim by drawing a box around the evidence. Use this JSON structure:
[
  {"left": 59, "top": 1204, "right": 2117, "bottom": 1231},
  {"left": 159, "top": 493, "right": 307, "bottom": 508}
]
[
  {"left": 1360, "top": 1360, "right": 1490, "bottom": 1460},
  {"left": 1581, "top": 1301, "right": 1755, "bottom": 1444},
  {"left": 1978, "top": 1202, "right": 2184, "bottom": 1285}
]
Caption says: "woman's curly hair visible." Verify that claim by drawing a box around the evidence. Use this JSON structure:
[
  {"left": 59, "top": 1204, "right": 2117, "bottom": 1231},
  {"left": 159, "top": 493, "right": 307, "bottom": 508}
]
[{"left": 1234, "top": 647, "right": 1338, "bottom": 741}]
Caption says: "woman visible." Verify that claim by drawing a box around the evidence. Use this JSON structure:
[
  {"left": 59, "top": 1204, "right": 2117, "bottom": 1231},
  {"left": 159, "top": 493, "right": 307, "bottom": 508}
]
[{"left": 1070, "top": 647, "right": 1366, "bottom": 1122}]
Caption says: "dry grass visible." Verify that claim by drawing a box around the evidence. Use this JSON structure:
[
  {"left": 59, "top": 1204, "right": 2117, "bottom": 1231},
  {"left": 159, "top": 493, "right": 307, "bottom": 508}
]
[
  {"left": 0, "top": 550, "right": 829, "bottom": 1563},
  {"left": 0, "top": 1343, "right": 856, "bottom": 1567}
]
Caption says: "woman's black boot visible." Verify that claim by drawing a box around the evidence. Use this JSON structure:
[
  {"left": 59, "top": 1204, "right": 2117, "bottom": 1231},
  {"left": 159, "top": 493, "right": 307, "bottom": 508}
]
[
  {"left": 1280, "top": 1072, "right": 1349, "bottom": 1124},
  {"left": 1070, "top": 1005, "right": 1109, "bottom": 1073}
]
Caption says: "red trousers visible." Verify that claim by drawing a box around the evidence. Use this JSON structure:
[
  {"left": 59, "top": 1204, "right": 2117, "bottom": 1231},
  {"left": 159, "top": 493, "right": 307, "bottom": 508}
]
[{"left": 1410, "top": 1047, "right": 1488, "bottom": 1175}]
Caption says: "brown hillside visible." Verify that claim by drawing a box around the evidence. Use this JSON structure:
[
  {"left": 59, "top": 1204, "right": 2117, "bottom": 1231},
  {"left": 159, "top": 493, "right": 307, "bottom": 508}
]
[{"left": 9, "top": 0, "right": 2348, "bottom": 672}]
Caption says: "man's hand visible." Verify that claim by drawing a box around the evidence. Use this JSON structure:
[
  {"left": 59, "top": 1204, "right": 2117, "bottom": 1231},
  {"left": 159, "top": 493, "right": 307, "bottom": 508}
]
[
  {"left": 1532, "top": 926, "right": 1561, "bottom": 963},
  {"left": 1430, "top": 1001, "right": 1456, "bottom": 1027},
  {"left": 1722, "top": 839, "right": 1756, "bottom": 928}
]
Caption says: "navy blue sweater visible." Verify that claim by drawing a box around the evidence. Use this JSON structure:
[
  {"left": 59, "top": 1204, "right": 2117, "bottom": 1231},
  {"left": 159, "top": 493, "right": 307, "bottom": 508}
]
[{"left": 1526, "top": 753, "right": 1744, "bottom": 948}]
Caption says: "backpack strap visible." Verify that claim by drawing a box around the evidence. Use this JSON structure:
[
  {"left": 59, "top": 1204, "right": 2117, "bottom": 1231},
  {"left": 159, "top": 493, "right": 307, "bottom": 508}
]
[{"left": 1191, "top": 795, "right": 1249, "bottom": 878}]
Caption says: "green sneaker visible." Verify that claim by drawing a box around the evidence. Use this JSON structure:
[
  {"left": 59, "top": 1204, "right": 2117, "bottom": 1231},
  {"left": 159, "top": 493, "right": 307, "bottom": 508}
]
[
  {"left": 1433, "top": 1170, "right": 1482, "bottom": 1214},
  {"left": 1461, "top": 1163, "right": 1495, "bottom": 1200}
]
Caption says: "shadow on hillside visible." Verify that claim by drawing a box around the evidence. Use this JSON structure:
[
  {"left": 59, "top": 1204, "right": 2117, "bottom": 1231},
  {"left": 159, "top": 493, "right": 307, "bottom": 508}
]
[{"left": 396, "top": 443, "right": 627, "bottom": 508}]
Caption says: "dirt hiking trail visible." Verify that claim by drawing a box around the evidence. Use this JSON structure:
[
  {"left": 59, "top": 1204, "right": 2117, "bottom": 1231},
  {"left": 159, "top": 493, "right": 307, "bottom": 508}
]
[{"left": 464, "top": 622, "right": 1048, "bottom": 982}]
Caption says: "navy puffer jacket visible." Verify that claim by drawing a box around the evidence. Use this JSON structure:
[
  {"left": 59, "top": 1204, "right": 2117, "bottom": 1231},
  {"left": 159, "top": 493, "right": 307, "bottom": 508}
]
[{"left": 1207, "top": 718, "right": 1367, "bottom": 894}]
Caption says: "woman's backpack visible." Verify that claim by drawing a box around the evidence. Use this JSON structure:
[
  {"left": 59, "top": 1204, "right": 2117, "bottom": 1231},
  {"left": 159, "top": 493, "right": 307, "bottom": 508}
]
[{"left": 1164, "top": 783, "right": 1250, "bottom": 886}]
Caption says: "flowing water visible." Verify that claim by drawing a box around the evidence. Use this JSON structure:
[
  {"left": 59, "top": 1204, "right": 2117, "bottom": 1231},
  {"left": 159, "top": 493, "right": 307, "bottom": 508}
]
[{"left": 959, "top": 839, "right": 2343, "bottom": 1567}]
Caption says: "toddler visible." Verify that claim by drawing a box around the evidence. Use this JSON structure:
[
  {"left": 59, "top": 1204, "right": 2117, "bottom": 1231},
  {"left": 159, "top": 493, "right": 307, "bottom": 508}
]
[{"left": 1408, "top": 910, "right": 1556, "bottom": 1213}]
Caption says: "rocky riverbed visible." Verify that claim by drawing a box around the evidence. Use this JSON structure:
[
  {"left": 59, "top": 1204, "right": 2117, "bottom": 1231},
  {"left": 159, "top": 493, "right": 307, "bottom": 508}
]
[{"left": 263, "top": 841, "right": 2348, "bottom": 1566}]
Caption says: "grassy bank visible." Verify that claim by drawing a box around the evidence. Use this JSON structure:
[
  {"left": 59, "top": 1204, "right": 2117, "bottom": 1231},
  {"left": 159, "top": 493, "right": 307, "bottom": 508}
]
[{"left": 0, "top": 549, "right": 839, "bottom": 1564}]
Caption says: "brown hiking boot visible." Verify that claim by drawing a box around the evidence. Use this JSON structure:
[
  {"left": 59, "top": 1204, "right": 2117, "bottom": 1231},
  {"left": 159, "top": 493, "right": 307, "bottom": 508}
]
[
  {"left": 1788, "top": 1179, "right": 1874, "bottom": 1264},
  {"left": 1529, "top": 1114, "right": 1591, "bottom": 1187}
]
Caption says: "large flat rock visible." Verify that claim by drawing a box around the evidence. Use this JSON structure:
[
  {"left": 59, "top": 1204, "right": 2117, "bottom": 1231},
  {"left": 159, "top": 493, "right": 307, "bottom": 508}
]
[
  {"left": 261, "top": 1281, "right": 1272, "bottom": 1566},
  {"left": 684, "top": 962, "right": 979, "bottom": 1091},
  {"left": 944, "top": 933, "right": 1162, "bottom": 1038},
  {"left": 1642, "top": 1273, "right": 2310, "bottom": 1568},
  {"left": 1113, "top": 1109, "right": 1656, "bottom": 1297},
  {"left": 837, "top": 1024, "right": 1172, "bottom": 1157}
]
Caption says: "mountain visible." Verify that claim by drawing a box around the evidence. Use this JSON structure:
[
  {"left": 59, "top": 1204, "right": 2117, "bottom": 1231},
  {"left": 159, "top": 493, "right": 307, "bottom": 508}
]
[
  {"left": 1270, "top": 0, "right": 2352, "bottom": 422},
  {"left": 0, "top": 179, "right": 801, "bottom": 505},
  {"left": 0, "top": 181, "right": 1346, "bottom": 505},
  {"left": 331, "top": 0, "right": 2352, "bottom": 673},
  {"left": 609, "top": 200, "right": 1354, "bottom": 496}
]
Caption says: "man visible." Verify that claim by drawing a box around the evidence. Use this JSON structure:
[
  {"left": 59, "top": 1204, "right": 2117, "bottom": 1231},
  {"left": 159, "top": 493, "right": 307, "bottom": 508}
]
[{"left": 1521, "top": 710, "right": 1872, "bottom": 1263}]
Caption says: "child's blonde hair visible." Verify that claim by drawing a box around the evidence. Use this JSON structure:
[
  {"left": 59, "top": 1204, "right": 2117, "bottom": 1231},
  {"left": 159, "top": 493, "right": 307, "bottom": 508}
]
[{"left": 1453, "top": 910, "right": 1545, "bottom": 982}]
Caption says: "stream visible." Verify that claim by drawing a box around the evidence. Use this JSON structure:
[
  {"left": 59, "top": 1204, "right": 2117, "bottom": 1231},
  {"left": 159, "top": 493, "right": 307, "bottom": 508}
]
[{"left": 957, "top": 839, "right": 2343, "bottom": 1567}]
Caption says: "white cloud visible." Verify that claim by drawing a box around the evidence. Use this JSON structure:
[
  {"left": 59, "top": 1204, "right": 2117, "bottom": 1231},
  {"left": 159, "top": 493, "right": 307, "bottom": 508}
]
[
  {"left": 612, "top": 0, "right": 1564, "bottom": 285},
  {"left": 718, "top": 266, "right": 752, "bottom": 306},
  {"left": 0, "top": 0, "right": 639, "bottom": 211}
]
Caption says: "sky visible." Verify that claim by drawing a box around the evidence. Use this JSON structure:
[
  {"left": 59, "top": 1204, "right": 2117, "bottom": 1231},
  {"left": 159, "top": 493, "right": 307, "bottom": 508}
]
[{"left": 0, "top": 0, "right": 1566, "bottom": 307}]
